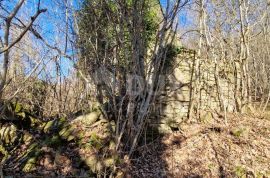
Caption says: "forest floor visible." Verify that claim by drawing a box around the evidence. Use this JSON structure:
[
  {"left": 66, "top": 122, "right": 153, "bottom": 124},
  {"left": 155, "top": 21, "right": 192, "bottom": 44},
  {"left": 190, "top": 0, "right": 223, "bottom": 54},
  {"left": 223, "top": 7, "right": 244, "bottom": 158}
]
[
  {"left": 2, "top": 112, "right": 270, "bottom": 178},
  {"left": 129, "top": 113, "right": 270, "bottom": 178}
]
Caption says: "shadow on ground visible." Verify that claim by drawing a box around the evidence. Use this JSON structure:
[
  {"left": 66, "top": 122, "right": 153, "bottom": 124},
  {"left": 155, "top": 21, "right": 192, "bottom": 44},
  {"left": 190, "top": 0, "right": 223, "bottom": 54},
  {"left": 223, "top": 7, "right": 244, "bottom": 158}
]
[
  {"left": 1, "top": 103, "right": 116, "bottom": 177},
  {"left": 1, "top": 103, "right": 270, "bottom": 177},
  {"left": 127, "top": 112, "right": 270, "bottom": 178}
]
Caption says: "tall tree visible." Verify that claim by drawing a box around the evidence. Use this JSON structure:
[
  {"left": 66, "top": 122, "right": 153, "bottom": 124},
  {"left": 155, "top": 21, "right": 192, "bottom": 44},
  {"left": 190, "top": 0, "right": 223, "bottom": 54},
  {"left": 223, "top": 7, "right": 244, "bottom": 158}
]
[{"left": 77, "top": 0, "right": 188, "bottom": 156}]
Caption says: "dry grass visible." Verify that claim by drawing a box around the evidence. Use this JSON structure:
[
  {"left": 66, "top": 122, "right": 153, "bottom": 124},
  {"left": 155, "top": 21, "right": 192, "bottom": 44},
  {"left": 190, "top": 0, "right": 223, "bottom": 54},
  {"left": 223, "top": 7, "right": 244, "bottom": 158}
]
[
  {"left": 2, "top": 112, "right": 269, "bottom": 177},
  {"left": 129, "top": 113, "right": 270, "bottom": 178}
]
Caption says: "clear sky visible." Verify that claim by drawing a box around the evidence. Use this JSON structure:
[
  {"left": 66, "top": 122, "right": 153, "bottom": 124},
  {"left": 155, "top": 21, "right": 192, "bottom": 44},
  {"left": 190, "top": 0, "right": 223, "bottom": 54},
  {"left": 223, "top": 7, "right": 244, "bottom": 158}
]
[{"left": 0, "top": 0, "right": 190, "bottom": 79}]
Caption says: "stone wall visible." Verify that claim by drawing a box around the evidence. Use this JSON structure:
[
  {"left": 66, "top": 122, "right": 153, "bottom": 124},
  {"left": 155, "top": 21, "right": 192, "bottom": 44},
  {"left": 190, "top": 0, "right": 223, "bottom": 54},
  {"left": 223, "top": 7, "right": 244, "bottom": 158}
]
[{"left": 155, "top": 50, "right": 235, "bottom": 132}]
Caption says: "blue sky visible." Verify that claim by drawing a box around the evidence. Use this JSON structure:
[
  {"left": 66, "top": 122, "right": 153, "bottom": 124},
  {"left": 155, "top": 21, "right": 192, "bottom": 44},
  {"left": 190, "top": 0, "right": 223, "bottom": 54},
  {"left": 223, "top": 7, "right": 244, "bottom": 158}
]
[
  {"left": 160, "top": 0, "right": 190, "bottom": 26},
  {"left": 1, "top": 0, "right": 190, "bottom": 79}
]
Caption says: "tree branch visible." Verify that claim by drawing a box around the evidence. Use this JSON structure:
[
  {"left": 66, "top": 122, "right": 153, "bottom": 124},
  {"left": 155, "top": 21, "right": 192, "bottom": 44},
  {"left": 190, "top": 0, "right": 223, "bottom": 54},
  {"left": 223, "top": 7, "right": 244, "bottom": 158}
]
[
  {"left": 0, "top": 8, "right": 47, "bottom": 54},
  {"left": 6, "top": 0, "right": 25, "bottom": 23}
]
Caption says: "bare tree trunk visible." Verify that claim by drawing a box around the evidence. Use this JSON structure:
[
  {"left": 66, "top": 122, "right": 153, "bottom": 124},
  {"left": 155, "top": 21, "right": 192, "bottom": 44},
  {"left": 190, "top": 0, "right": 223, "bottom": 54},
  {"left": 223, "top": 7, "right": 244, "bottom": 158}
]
[
  {"left": 188, "top": 0, "right": 204, "bottom": 121},
  {"left": 0, "top": 0, "right": 46, "bottom": 100}
]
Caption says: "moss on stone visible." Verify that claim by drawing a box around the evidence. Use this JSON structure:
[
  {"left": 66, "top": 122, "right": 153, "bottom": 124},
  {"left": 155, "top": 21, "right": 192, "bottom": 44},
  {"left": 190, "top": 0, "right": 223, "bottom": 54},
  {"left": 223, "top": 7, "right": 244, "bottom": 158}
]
[
  {"left": 22, "top": 157, "right": 37, "bottom": 172},
  {"left": 43, "top": 120, "right": 54, "bottom": 133},
  {"left": 0, "top": 124, "right": 17, "bottom": 145},
  {"left": 44, "top": 135, "right": 61, "bottom": 147}
]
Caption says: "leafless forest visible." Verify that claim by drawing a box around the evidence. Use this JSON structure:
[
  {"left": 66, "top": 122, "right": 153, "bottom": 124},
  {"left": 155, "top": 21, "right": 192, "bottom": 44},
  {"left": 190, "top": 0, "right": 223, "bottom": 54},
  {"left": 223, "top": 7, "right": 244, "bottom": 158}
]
[{"left": 0, "top": 0, "right": 269, "bottom": 177}]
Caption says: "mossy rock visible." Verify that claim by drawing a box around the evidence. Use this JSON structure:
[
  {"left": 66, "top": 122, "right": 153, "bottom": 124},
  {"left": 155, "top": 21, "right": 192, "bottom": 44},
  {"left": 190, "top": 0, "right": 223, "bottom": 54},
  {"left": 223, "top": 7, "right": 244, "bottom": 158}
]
[
  {"left": 88, "top": 133, "right": 103, "bottom": 149},
  {"left": 77, "top": 132, "right": 85, "bottom": 140},
  {"left": 27, "top": 143, "right": 38, "bottom": 151},
  {"left": 0, "top": 124, "right": 17, "bottom": 145},
  {"left": 0, "top": 144, "right": 9, "bottom": 162},
  {"left": 29, "top": 115, "right": 43, "bottom": 128},
  {"left": 84, "top": 155, "right": 98, "bottom": 172},
  {"left": 59, "top": 125, "right": 76, "bottom": 141},
  {"left": 18, "top": 145, "right": 43, "bottom": 172},
  {"left": 22, "top": 157, "right": 38, "bottom": 172},
  {"left": 14, "top": 102, "right": 23, "bottom": 113},
  {"left": 43, "top": 120, "right": 54, "bottom": 133},
  {"left": 12, "top": 143, "right": 38, "bottom": 165},
  {"left": 58, "top": 117, "right": 67, "bottom": 126},
  {"left": 43, "top": 118, "right": 67, "bottom": 133},
  {"left": 16, "top": 111, "right": 26, "bottom": 118},
  {"left": 43, "top": 135, "right": 61, "bottom": 147},
  {"left": 72, "top": 111, "right": 101, "bottom": 126},
  {"left": 23, "top": 131, "right": 33, "bottom": 143}
]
